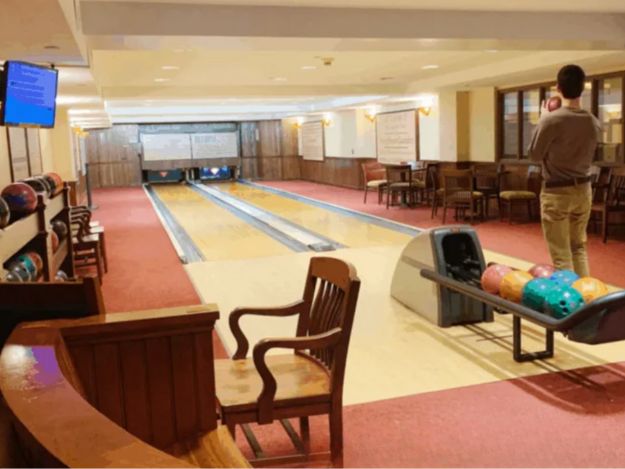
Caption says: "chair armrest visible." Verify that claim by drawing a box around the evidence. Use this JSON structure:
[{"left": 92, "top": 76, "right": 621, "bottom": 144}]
[
  {"left": 229, "top": 300, "right": 307, "bottom": 359},
  {"left": 252, "top": 328, "right": 342, "bottom": 423}
]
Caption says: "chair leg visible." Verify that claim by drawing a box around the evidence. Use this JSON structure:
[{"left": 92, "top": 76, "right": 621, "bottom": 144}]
[
  {"left": 363, "top": 186, "right": 368, "bottom": 203},
  {"left": 329, "top": 408, "right": 343, "bottom": 467},
  {"left": 527, "top": 200, "right": 532, "bottom": 222},
  {"left": 442, "top": 204, "right": 447, "bottom": 224},
  {"left": 95, "top": 246, "right": 104, "bottom": 284},
  {"left": 386, "top": 189, "right": 391, "bottom": 209},
  {"left": 602, "top": 210, "right": 608, "bottom": 243},
  {"left": 300, "top": 417, "right": 310, "bottom": 455},
  {"left": 100, "top": 232, "right": 108, "bottom": 273},
  {"left": 377, "top": 187, "right": 383, "bottom": 204}
]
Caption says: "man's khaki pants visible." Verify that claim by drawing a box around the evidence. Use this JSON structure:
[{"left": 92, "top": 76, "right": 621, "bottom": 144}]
[{"left": 540, "top": 182, "right": 592, "bottom": 277}]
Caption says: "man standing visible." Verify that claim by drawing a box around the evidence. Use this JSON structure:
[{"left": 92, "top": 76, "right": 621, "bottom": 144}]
[{"left": 528, "top": 64, "right": 601, "bottom": 277}]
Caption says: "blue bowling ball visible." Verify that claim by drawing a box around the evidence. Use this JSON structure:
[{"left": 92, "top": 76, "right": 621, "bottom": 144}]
[
  {"left": 549, "top": 269, "right": 579, "bottom": 288},
  {"left": 522, "top": 278, "right": 560, "bottom": 312}
]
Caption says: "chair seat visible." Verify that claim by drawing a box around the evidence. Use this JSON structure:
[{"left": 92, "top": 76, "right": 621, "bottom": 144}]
[
  {"left": 447, "top": 191, "right": 484, "bottom": 201},
  {"left": 215, "top": 354, "right": 330, "bottom": 410},
  {"left": 500, "top": 190, "right": 536, "bottom": 200},
  {"left": 366, "top": 179, "right": 387, "bottom": 188},
  {"left": 388, "top": 182, "right": 411, "bottom": 189},
  {"left": 413, "top": 180, "right": 426, "bottom": 189},
  {"left": 73, "top": 233, "right": 100, "bottom": 244}
]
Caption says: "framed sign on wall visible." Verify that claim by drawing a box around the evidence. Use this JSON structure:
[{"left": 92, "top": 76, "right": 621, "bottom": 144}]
[
  {"left": 301, "top": 121, "right": 325, "bottom": 161},
  {"left": 376, "top": 110, "right": 418, "bottom": 164},
  {"left": 7, "top": 127, "right": 30, "bottom": 180}
]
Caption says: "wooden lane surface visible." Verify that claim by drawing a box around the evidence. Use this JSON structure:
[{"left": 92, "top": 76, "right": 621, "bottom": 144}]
[
  {"left": 220, "top": 183, "right": 411, "bottom": 248},
  {"left": 153, "top": 184, "right": 292, "bottom": 261}
]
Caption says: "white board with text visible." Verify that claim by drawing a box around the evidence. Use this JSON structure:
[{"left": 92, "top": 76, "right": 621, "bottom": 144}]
[
  {"left": 376, "top": 110, "right": 417, "bottom": 163},
  {"left": 141, "top": 133, "right": 192, "bottom": 161},
  {"left": 191, "top": 132, "right": 239, "bottom": 159},
  {"left": 301, "top": 121, "right": 324, "bottom": 161}
]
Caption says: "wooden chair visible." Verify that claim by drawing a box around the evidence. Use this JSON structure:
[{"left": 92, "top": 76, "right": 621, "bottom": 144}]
[
  {"left": 71, "top": 214, "right": 106, "bottom": 284},
  {"left": 71, "top": 206, "right": 108, "bottom": 272},
  {"left": 429, "top": 165, "right": 445, "bottom": 218},
  {"left": 214, "top": 257, "right": 361, "bottom": 467},
  {"left": 498, "top": 165, "right": 538, "bottom": 224},
  {"left": 440, "top": 169, "right": 485, "bottom": 224},
  {"left": 385, "top": 164, "right": 419, "bottom": 208},
  {"left": 474, "top": 164, "right": 500, "bottom": 218},
  {"left": 361, "top": 162, "right": 387, "bottom": 204},
  {"left": 590, "top": 166, "right": 625, "bottom": 242}
]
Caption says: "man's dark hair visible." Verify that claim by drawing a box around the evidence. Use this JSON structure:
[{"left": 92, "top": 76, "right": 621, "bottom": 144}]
[{"left": 557, "top": 65, "right": 586, "bottom": 99}]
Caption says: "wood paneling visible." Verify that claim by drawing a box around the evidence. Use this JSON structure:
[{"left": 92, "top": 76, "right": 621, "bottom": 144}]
[
  {"left": 300, "top": 157, "right": 374, "bottom": 189},
  {"left": 66, "top": 308, "right": 219, "bottom": 450},
  {"left": 85, "top": 125, "right": 142, "bottom": 188}
]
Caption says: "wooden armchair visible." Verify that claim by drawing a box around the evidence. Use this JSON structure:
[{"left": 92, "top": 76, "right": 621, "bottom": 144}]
[
  {"left": 385, "top": 164, "right": 419, "bottom": 208},
  {"left": 71, "top": 212, "right": 107, "bottom": 283},
  {"left": 215, "top": 257, "right": 361, "bottom": 467},
  {"left": 474, "top": 164, "right": 500, "bottom": 218},
  {"left": 439, "top": 169, "right": 485, "bottom": 224},
  {"left": 498, "top": 165, "right": 538, "bottom": 223},
  {"left": 361, "top": 162, "right": 387, "bottom": 204},
  {"left": 591, "top": 167, "right": 625, "bottom": 242}
]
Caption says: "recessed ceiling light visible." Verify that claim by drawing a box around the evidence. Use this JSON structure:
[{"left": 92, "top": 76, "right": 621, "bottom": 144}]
[
  {"left": 161, "top": 65, "right": 180, "bottom": 71},
  {"left": 271, "top": 77, "right": 287, "bottom": 82},
  {"left": 301, "top": 65, "right": 317, "bottom": 70},
  {"left": 379, "top": 77, "right": 395, "bottom": 81},
  {"left": 44, "top": 45, "right": 60, "bottom": 50},
  {"left": 484, "top": 49, "right": 499, "bottom": 53},
  {"left": 421, "top": 64, "right": 439, "bottom": 70},
  {"left": 154, "top": 78, "right": 171, "bottom": 82}
]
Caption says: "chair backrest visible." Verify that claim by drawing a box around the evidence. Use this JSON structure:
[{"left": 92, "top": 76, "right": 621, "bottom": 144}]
[
  {"left": 607, "top": 166, "right": 625, "bottom": 206},
  {"left": 297, "top": 257, "right": 360, "bottom": 389},
  {"left": 474, "top": 164, "right": 499, "bottom": 190},
  {"left": 499, "top": 164, "right": 531, "bottom": 191},
  {"left": 441, "top": 169, "right": 474, "bottom": 197},
  {"left": 361, "top": 162, "right": 385, "bottom": 183},
  {"left": 385, "top": 164, "right": 412, "bottom": 185}
]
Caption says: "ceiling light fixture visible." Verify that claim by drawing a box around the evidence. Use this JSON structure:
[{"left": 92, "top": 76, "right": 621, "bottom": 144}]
[
  {"left": 43, "top": 45, "right": 60, "bottom": 50},
  {"left": 421, "top": 64, "right": 439, "bottom": 70},
  {"left": 484, "top": 49, "right": 499, "bottom": 53},
  {"left": 161, "top": 65, "right": 180, "bottom": 70},
  {"left": 154, "top": 78, "right": 171, "bottom": 82},
  {"left": 301, "top": 65, "right": 317, "bottom": 70},
  {"left": 379, "top": 77, "right": 395, "bottom": 81},
  {"left": 271, "top": 77, "right": 287, "bottom": 82}
]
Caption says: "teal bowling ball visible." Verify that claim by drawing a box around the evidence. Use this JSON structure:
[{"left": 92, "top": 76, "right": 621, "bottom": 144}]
[
  {"left": 8, "top": 261, "right": 31, "bottom": 282},
  {"left": 549, "top": 269, "right": 579, "bottom": 288},
  {"left": 16, "top": 254, "right": 37, "bottom": 278},
  {"left": 544, "top": 285, "right": 585, "bottom": 319},
  {"left": 522, "top": 278, "right": 559, "bottom": 312}
]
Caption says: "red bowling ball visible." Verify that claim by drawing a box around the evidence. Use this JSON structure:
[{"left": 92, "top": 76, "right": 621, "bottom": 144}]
[
  {"left": 481, "top": 264, "right": 513, "bottom": 295},
  {"left": 529, "top": 263, "right": 556, "bottom": 279},
  {"left": 1, "top": 182, "right": 38, "bottom": 217}
]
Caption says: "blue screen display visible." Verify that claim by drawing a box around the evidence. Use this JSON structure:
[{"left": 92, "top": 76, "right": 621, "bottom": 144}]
[{"left": 2, "top": 61, "right": 58, "bottom": 127}]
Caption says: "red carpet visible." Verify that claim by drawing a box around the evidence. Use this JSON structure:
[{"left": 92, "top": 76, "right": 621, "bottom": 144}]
[
  {"left": 90, "top": 187, "right": 227, "bottom": 358},
  {"left": 91, "top": 184, "right": 625, "bottom": 467},
  {"left": 261, "top": 181, "right": 625, "bottom": 288}
]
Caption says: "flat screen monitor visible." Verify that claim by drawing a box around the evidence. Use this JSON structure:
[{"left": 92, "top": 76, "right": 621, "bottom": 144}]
[{"left": 0, "top": 61, "right": 59, "bottom": 128}]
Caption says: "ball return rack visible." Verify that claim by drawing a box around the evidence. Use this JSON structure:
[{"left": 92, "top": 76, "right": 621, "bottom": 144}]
[{"left": 420, "top": 268, "right": 625, "bottom": 362}]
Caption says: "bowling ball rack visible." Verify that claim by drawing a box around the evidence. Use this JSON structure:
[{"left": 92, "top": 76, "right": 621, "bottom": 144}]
[{"left": 421, "top": 268, "right": 625, "bottom": 362}]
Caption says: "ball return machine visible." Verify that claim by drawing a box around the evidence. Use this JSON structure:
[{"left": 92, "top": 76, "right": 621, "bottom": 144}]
[{"left": 391, "top": 226, "right": 625, "bottom": 362}]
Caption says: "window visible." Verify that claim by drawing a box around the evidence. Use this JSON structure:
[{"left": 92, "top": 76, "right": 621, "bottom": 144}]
[
  {"left": 502, "top": 92, "right": 518, "bottom": 158},
  {"left": 597, "top": 77, "right": 623, "bottom": 163},
  {"left": 522, "top": 89, "right": 540, "bottom": 158}
]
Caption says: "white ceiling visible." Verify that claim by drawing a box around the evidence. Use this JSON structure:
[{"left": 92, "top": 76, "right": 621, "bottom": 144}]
[
  {"left": 82, "top": 0, "right": 625, "bottom": 13},
  {"left": 4, "top": 0, "right": 625, "bottom": 126}
]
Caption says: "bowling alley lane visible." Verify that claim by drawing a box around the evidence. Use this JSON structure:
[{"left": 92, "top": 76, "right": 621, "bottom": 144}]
[
  {"left": 152, "top": 184, "right": 292, "bottom": 261},
  {"left": 217, "top": 182, "right": 412, "bottom": 248}
]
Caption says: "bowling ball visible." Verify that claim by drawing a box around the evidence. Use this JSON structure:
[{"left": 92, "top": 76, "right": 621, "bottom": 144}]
[
  {"left": 16, "top": 254, "right": 37, "bottom": 279},
  {"left": 499, "top": 270, "right": 533, "bottom": 303},
  {"left": 1, "top": 183, "right": 38, "bottom": 217},
  {"left": 8, "top": 261, "right": 31, "bottom": 282},
  {"left": 0, "top": 196, "right": 9, "bottom": 228},
  {"left": 550, "top": 269, "right": 579, "bottom": 288},
  {"left": 51, "top": 220, "right": 68, "bottom": 241},
  {"left": 481, "top": 264, "right": 513, "bottom": 294},
  {"left": 5, "top": 270, "right": 23, "bottom": 282},
  {"left": 522, "top": 278, "right": 560, "bottom": 312},
  {"left": 55, "top": 270, "right": 69, "bottom": 282},
  {"left": 24, "top": 252, "right": 44, "bottom": 276},
  {"left": 22, "top": 178, "right": 49, "bottom": 198},
  {"left": 529, "top": 263, "right": 556, "bottom": 279},
  {"left": 544, "top": 285, "right": 585, "bottom": 319},
  {"left": 44, "top": 172, "right": 64, "bottom": 196},
  {"left": 547, "top": 96, "right": 562, "bottom": 112},
  {"left": 572, "top": 277, "right": 609, "bottom": 303},
  {"left": 50, "top": 231, "right": 60, "bottom": 252},
  {"left": 500, "top": 270, "right": 534, "bottom": 303}
]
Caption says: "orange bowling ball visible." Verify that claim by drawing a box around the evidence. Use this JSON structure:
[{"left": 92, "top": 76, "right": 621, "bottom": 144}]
[
  {"left": 572, "top": 277, "right": 609, "bottom": 303},
  {"left": 500, "top": 270, "right": 534, "bottom": 303}
]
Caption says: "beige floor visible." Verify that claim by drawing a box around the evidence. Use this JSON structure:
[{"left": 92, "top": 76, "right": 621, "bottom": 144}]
[{"left": 186, "top": 244, "right": 625, "bottom": 407}]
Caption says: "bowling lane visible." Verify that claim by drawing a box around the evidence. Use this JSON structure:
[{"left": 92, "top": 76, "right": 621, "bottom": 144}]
[
  {"left": 152, "top": 184, "right": 292, "bottom": 261},
  {"left": 218, "top": 182, "right": 412, "bottom": 248}
]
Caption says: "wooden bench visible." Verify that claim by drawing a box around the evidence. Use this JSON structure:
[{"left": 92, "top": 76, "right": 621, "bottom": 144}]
[{"left": 0, "top": 295, "right": 249, "bottom": 467}]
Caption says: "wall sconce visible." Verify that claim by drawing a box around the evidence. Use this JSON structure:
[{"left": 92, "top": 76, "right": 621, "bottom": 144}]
[
  {"left": 418, "top": 107, "right": 432, "bottom": 117},
  {"left": 322, "top": 117, "right": 332, "bottom": 127},
  {"left": 364, "top": 111, "right": 376, "bottom": 123},
  {"left": 293, "top": 122, "right": 302, "bottom": 129}
]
